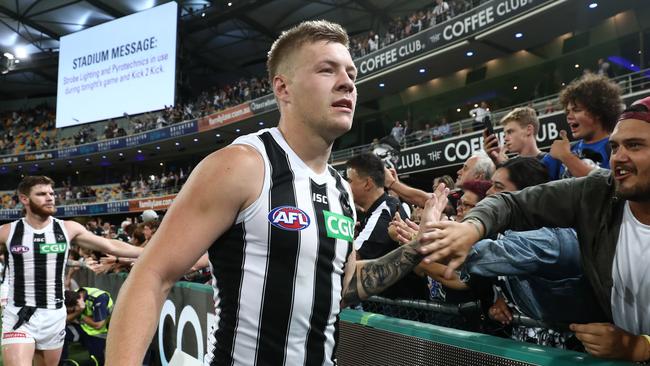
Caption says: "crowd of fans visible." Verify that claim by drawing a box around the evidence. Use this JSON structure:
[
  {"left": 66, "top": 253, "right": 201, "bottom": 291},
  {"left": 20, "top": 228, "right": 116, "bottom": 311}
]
[
  {"left": 0, "top": 169, "right": 190, "bottom": 209},
  {"left": 349, "top": 0, "right": 478, "bottom": 58},
  {"left": 0, "top": 74, "right": 272, "bottom": 155},
  {"left": 345, "top": 72, "right": 650, "bottom": 362}
]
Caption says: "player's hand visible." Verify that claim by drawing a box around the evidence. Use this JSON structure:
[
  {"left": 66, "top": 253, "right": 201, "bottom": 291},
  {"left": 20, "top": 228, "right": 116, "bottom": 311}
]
[
  {"left": 570, "top": 323, "right": 650, "bottom": 361},
  {"left": 482, "top": 130, "right": 506, "bottom": 164},
  {"left": 549, "top": 130, "right": 572, "bottom": 161},
  {"left": 390, "top": 212, "right": 419, "bottom": 245},
  {"left": 489, "top": 296, "right": 513, "bottom": 325}
]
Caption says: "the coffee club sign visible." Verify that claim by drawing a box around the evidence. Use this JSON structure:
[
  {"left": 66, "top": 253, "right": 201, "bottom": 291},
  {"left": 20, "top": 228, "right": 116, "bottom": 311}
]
[
  {"left": 332, "top": 110, "right": 568, "bottom": 175},
  {"left": 355, "top": 0, "right": 546, "bottom": 78}
]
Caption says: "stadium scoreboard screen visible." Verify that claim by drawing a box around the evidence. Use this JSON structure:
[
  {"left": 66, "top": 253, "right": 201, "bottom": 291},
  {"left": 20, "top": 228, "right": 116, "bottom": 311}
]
[{"left": 55, "top": 1, "right": 178, "bottom": 128}]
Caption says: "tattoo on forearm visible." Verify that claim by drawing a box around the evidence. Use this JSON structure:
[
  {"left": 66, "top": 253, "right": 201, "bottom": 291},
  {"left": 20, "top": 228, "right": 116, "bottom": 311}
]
[
  {"left": 341, "top": 271, "right": 361, "bottom": 306},
  {"left": 342, "top": 242, "right": 424, "bottom": 306}
]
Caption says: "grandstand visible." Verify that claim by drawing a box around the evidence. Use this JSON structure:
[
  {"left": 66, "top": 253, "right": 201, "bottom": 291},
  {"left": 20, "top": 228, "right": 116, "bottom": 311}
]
[{"left": 0, "top": 0, "right": 648, "bottom": 364}]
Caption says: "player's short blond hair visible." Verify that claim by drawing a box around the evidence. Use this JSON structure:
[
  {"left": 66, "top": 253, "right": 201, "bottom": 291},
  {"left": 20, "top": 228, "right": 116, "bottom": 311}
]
[{"left": 266, "top": 20, "right": 349, "bottom": 80}]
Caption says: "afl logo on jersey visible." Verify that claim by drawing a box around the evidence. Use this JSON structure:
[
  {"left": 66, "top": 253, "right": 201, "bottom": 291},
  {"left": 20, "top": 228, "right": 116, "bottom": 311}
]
[
  {"left": 10, "top": 245, "right": 29, "bottom": 254},
  {"left": 268, "top": 206, "right": 311, "bottom": 231}
]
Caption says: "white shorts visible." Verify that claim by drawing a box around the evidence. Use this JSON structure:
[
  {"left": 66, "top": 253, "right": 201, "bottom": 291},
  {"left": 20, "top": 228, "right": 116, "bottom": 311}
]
[{"left": 1, "top": 304, "right": 66, "bottom": 350}]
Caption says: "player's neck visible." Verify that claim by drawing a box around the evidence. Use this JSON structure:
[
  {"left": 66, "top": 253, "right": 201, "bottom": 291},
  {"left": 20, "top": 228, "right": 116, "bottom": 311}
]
[
  {"left": 278, "top": 123, "right": 332, "bottom": 174},
  {"left": 24, "top": 213, "right": 51, "bottom": 230},
  {"left": 629, "top": 201, "right": 650, "bottom": 226}
]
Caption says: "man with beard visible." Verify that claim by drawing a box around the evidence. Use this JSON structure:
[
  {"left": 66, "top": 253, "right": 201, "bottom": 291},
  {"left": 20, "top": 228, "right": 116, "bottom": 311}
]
[
  {"left": 0, "top": 176, "right": 142, "bottom": 366},
  {"left": 416, "top": 96, "right": 650, "bottom": 362}
]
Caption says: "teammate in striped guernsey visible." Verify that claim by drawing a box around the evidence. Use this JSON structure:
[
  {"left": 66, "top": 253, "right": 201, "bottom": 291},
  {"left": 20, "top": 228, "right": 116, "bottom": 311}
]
[
  {"left": 0, "top": 176, "right": 143, "bottom": 366},
  {"left": 106, "top": 20, "right": 448, "bottom": 366}
]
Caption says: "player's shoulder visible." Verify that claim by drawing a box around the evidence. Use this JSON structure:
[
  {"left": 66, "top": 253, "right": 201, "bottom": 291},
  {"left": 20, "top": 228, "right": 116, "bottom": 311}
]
[
  {"left": 202, "top": 143, "right": 264, "bottom": 175},
  {"left": 0, "top": 221, "right": 13, "bottom": 243},
  {"left": 62, "top": 219, "right": 85, "bottom": 236}
]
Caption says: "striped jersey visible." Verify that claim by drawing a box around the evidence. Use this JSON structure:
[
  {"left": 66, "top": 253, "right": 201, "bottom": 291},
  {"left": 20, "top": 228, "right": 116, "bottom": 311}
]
[
  {"left": 205, "top": 128, "right": 355, "bottom": 366},
  {"left": 5, "top": 217, "right": 70, "bottom": 309}
]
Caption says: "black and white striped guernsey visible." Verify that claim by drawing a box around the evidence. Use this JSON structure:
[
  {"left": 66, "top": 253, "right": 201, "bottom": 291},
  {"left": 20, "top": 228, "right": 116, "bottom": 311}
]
[
  {"left": 205, "top": 128, "right": 355, "bottom": 366},
  {"left": 6, "top": 217, "right": 70, "bottom": 309}
]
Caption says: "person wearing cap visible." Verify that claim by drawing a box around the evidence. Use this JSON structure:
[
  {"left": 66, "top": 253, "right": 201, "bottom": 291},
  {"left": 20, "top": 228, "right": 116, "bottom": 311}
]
[{"left": 416, "top": 96, "right": 650, "bottom": 361}]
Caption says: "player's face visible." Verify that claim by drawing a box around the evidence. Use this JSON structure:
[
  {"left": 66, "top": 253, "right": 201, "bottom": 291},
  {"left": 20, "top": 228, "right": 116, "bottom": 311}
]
[
  {"left": 503, "top": 121, "right": 528, "bottom": 154},
  {"left": 22, "top": 184, "right": 56, "bottom": 217},
  {"left": 286, "top": 40, "right": 357, "bottom": 141},
  {"left": 565, "top": 101, "right": 600, "bottom": 141},
  {"left": 610, "top": 119, "right": 650, "bottom": 201}
]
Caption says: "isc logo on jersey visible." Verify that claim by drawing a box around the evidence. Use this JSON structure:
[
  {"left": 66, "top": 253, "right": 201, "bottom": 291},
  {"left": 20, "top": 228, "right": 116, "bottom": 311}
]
[
  {"left": 39, "top": 242, "right": 67, "bottom": 254},
  {"left": 268, "top": 206, "right": 311, "bottom": 231}
]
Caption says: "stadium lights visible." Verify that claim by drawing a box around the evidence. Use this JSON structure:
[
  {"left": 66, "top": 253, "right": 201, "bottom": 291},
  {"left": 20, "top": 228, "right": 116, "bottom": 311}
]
[
  {"left": 15, "top": 47, "right": 27, "bottom": 59},
  {"left": 588, "top": 2, "right": 598, "bottom": 9}
]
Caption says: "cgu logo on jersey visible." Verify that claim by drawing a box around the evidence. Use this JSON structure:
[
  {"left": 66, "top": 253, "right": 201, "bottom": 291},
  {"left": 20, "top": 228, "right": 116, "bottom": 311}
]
[
  {"left": 323, "top": 210, "right": 354, "bottom": 242},
  {"left": 10, "top": 245, "right": 29, "bottom": 255},
  {"left": 268, "top": 206, "right": 311, "bottom": 231},
  {"left": 39, "top": 242, "right": 67, "bottom": 254}
]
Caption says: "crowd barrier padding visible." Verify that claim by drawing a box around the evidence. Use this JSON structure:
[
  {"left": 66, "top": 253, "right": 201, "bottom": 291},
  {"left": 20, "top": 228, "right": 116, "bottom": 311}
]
[{"left": 75, "top": 269, "right": 634, "bottom": 366}]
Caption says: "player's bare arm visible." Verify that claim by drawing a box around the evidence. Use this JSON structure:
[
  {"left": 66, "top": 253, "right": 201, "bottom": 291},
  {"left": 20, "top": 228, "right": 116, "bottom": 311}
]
[
  {"left": 0, "top": 224, "right": 10, "bottom": 251},
  {"left": 64, "top": 220, "right": 143, "bottom": 258},
  {"left": 341, "top": 184, "right": 448, "bottom": 306},
  {"left": 105, "top": 144, "right": 264, "bottom": 366}
]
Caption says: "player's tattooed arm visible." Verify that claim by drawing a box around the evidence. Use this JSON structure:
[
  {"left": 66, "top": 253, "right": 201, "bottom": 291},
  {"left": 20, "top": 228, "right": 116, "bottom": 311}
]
[{"left": 342, "top": 241, "right": 423, "bottom": 306}]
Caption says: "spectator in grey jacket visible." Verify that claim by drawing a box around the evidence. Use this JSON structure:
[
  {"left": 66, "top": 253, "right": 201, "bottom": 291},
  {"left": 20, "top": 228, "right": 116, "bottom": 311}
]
[{"left": 416, "top": 97, "right": 650, "bottom": 362}]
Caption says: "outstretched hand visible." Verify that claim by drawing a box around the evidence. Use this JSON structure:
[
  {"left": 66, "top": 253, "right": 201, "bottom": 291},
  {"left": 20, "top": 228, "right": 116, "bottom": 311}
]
[{"left": 415, "top": 185, "right": 484, "bottom": 279}]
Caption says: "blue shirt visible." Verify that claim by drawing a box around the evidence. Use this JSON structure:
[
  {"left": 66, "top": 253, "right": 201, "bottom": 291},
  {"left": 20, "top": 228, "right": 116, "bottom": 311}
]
[{"left": 542, "top": 137, "right": 610, "bottom": 180}]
